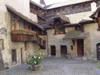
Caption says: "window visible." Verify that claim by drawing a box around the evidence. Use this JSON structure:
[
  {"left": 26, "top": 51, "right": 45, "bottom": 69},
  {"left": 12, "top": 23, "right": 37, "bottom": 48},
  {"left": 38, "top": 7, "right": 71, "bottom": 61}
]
[
  {"left": 97, "top": 12, "right": 100, "bottom": 31},
  {"left": 75, "top": 26, "right": 82, "bottom": 31},
  {"left": 71, "top": 45, "right": 73, "bottom": 50},
  {"left": 0, "top": 39, "right": 4, "bottom": 50},
  {"left": 54, "top": 19, "right": 65, "bottom": 34},
  {"left": 12, "top": 49, "right": 17, "bottom": 63},
  {"left": 11, "top": 14, "right": 18, "bottom": 30}
]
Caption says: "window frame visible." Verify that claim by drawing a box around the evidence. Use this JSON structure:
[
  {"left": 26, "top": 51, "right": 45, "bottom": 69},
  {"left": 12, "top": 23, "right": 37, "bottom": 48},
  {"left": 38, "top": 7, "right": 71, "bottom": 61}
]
[{"left": 54, "top": 19, "right": 65, "bottom": 34}]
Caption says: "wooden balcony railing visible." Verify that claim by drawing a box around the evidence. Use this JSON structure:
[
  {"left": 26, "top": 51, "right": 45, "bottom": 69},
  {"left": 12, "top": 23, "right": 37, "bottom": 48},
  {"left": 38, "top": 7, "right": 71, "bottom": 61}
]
[
  {"left": 11, "top": 31, "right": 46, "bottom": 49},
  {"left": 33, "top": 35, "right": 46, "bottom": 49},
  {"left": 11, "top": 34, "right": 34, "bottom": 42}
]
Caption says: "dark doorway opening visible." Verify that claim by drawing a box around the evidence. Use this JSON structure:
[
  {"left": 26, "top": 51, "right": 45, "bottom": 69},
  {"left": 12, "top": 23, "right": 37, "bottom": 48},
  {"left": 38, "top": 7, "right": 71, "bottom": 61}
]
[
  {"left": 12, "top": 49, "right": 17, "bottom": 63},
  {"left": 97, "top": 43, "right": 100, "bottom": 60},
  {"left": 51, "top": 46, "right": 56, "bottom": 56},
  {"left": 0, "top": 52, "right": 4, "bottom": 71},
  {"left": 61, "top": 45, "right": 67, "bottom": 57},
  {"left": 77, "top": 39, "right": 84, "bottom": 56},
  {"left": 20, "top": 48, "right": 23, "bottom": 63}
]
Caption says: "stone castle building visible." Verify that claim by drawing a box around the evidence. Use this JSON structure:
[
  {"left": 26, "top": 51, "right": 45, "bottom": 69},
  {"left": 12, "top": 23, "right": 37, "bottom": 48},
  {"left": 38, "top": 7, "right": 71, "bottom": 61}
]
[{"left": 0, "top": 0, "right": 100, "bottom": 70}]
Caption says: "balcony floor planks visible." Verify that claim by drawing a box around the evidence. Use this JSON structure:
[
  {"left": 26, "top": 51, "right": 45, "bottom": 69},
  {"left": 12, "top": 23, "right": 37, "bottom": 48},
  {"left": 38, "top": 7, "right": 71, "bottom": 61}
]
[{"left": 11, "top": 34, "right": 46, "bottom": 49}]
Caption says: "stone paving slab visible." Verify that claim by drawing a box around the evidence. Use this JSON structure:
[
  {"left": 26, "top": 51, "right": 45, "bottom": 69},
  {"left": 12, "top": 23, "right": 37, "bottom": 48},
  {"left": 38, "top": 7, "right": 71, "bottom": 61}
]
[{"left": 0, "top": 57, "right": 100, "bottom": 75}]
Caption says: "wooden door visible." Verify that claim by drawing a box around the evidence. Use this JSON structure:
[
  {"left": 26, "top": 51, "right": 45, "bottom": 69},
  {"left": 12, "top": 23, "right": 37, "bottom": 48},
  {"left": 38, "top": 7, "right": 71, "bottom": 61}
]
[
  {"left": 20, "top": 48, "right": 23, "bottom": 63},
  {"left": 97, "top": 43, "right": 100, "bottom": 60},
  {"left": 61, "top": 46, "right": 67, "bottom": 57},
  {"left": 77, "top": 39, "right": 84, "bottom": 56},
  {"left": 12, "top": 49, "right": 17, "bottom": 62},
  {"left": 51, "top": 46, "right": 56, "bottom": 56}
]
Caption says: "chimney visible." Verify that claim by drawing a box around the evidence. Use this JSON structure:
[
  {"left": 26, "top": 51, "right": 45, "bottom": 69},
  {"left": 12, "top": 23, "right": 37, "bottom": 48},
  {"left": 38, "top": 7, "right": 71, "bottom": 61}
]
[
  {"left": 40, "top": 0, "right": 46, "bottom": 6},
  {"left": 91, "top": 2, "right": 97, "bottom": 12}
]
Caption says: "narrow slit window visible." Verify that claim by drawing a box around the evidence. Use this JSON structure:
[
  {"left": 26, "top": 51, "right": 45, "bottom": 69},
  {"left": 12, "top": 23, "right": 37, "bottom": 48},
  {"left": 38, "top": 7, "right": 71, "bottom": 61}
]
[{"left": 0, "top": 39, "right": 4, "bottom": 50}]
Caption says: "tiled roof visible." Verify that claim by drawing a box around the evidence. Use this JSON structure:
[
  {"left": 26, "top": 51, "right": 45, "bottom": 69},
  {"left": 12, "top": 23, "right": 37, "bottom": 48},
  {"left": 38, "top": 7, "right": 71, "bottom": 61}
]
[
  {"left": 65, "top": 11, "right": 92, "bottom": 24},
  {"left": 63, "top": 30, "right": 88, "bottom": 39},
  {"left": 43, "top": 11, "right": 94, "bottom": 29},
  {"left": 30, "top": 0, "right": 92, "bottom": 10},
  {"left": 40, "top": 13, "right": 70, "bottom": 29},
  {"left": 44, "top": 0, "right": 91, "bottom": 9},
  {"left": 48, "top": 13, "right": 70, "bottom": 25},
  {"left": 79, "top": 12, "right": 93, "bottom": 23}
]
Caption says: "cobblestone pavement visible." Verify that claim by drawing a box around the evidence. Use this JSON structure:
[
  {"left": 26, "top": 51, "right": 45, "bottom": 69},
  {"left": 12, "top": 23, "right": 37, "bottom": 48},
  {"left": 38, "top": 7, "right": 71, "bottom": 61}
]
[{"left": 0, "top": 57, "right": 100, "bottom": 75}]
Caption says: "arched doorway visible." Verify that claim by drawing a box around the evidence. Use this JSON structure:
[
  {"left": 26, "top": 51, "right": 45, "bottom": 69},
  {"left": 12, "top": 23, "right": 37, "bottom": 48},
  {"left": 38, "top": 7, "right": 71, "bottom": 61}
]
[{"left": 97, "top": 43, "right": 100, "bottom": 60}]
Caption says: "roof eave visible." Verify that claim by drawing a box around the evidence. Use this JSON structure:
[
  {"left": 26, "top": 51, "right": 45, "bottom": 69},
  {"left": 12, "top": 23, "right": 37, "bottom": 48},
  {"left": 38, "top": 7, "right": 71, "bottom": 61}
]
[
  {"left": 30, "top": 0, "right": 44, "bottom": 10},
  {"left": 6, "top": 5, "right": 44, "bottom": 30}
]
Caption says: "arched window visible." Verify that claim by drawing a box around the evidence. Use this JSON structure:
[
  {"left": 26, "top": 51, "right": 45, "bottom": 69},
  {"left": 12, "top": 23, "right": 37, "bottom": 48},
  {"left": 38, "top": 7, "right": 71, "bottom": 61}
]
[{"left": 54, "top": 19, "right": 65, "bottom": 34}]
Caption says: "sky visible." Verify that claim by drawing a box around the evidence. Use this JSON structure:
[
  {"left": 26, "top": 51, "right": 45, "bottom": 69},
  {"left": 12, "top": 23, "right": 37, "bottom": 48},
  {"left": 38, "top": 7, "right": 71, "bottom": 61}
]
[{"left": 32, "top": 0, "right": 67, "bottom": 5}]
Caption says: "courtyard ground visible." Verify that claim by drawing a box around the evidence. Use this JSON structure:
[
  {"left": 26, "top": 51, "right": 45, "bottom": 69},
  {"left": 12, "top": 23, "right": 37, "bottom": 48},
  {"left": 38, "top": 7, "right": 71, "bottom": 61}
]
[{"left": 0, "top": 57, "right": 100, "bottom": 75}]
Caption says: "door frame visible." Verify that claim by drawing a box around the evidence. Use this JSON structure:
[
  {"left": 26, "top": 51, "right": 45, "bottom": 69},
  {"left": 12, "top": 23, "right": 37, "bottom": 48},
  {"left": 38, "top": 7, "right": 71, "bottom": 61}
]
[
  {"left": 12, "top": 49, "right": 17, "bottom": 63},
  {"left": 97, "top": 43, "right": 100, "bottom": 60},
  {"left": 77, "top": 39, "right": 84, "bottom": 56},
  {"left": 61, "top": 45, "right": 67, "bottom": 57},
  {"left": 20, "top": 48, "right": 23, "bottom": 63},
  {"left": 51, "top": 46, "right": 56, "bottom": 56}
]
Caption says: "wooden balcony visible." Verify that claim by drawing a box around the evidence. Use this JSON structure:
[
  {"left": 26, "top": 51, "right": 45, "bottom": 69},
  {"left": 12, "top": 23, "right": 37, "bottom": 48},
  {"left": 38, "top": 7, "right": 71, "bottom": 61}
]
[
  {"left": 11, "top": 31, "right": 46, "bottom": 49},
  {"left": 11, "top": 34, "right": 34, "bottom": 42},
  {"left": 33, "top": 35, "right": 46, "bottom": 49}
]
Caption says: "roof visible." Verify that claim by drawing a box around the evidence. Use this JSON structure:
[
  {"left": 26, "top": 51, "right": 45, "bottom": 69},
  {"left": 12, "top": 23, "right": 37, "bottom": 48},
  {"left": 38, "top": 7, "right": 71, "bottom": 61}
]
[
  {"left": 79, "top": 12, "right": 94, "bottom": 23},
  {"left": 43, "top": 11, "right": 94, "bottom": 29},
  {"left": 48, "top": 13, "right": 70, "bottom": 25},
  {"left": 66, "top": 11, "right": 92, "bottom": 24},
  {"left": 90, "top": 6, "right": 100, "bottom": 19},
  {"left": 63, "top": 30, "right": 88, "bottom": 39},
  {"left": 44, "top": 0, "right": 91, "bottom": 10},
  {"left": 40, "top": 13, "right": 70, "bottom": 29},
  {"left": 61, "top": 23, "right": 79, "bottom": 28},
  {"left": 6, "top": 5, "right": 44, "bottom": 30},
  {"left": 30, "top": 0, "right": 44, "bottom": 9}
]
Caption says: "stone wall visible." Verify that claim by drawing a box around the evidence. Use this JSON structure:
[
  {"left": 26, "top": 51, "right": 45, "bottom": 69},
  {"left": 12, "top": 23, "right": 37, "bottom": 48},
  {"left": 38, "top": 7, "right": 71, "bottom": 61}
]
[
  {"left": 30, "top": 13, "right": 38, "bottom": 22},
  {"left": 47, "top": 27, "right": 75, "bottom": 57},
  {"left": 45, "top": 2, "right": 91, "bottom": 18},
  {"left": 46, "top": 22, "right": 100, "bottom": 60},
  {"left": 0, "top": 0, "right": 43, "bottom": 69},
  {"left": 0, "top": 42, "right": 4, "bottom": 71},
  {"left": 6, "top": 0, "right": 30, "bottom": 18},
  {"left": 84, "top": 23, "right": 100, "bottom": 60}
]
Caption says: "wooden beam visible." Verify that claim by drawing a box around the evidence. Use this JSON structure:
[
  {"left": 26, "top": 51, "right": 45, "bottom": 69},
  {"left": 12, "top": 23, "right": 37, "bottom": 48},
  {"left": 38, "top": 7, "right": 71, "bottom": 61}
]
[
  {"left": 11, "top": 14, "right": 12, "bottom": 30},
  {"left": 79, "top": 24, "right": 84, "bottom": 32},
  {"left": 11, "top": 19, "right": 19, "bottom": 29}
]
